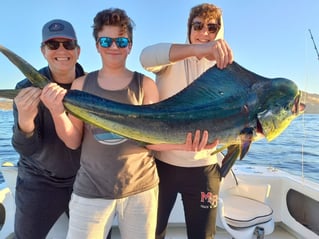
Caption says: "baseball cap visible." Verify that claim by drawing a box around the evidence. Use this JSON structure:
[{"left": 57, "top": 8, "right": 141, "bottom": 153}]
[{"left": 42, "top": 19, "right": 77, "bottom": 43}]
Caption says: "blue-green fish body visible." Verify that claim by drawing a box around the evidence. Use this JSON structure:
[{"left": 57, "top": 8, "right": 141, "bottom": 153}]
[
  {"left": 0, "top": 44, "right": 304, "bottom": 176},
  {"left": 64, "top": 63, "right": 301, "bottom": 144}
]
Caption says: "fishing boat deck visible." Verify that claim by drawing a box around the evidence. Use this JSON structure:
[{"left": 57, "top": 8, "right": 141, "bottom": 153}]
[
  {"left": 91, "top": 223, "right": 298, "bottom": 239},
  {"left": 2, "top": 165, "right": 318, "bottom": 239},
  {"left": 47, "top": 213, "right": 298, "bottom": 239}
]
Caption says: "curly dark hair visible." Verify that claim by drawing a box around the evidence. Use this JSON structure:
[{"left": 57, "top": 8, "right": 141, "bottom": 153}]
[
  {"left": 187, "top": 3, "right": 222, "bottom": 42},
  {"left": 92, "top": 8, "right": 135, "bottom": 43}
]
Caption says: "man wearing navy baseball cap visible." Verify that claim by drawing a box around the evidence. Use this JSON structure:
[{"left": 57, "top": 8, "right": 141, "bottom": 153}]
[
  {"left": 42, "top": 19, "right": 77, "bottom": 42},
  {"left": 12, "top": 19, "right": 85, "bottom": 239},
  {"left": 40, "top": 19, "right": 79, "bottom": 53}
]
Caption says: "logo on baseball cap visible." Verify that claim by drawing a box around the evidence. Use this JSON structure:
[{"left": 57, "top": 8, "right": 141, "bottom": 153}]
[{"left": 42, "top": 19, "right": 77, "bottom": 43}]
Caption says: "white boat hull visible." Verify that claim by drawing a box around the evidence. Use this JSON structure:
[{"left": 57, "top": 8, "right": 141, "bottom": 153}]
[{"left": 0, "top": 164, "right": 318, "bottom": 239}]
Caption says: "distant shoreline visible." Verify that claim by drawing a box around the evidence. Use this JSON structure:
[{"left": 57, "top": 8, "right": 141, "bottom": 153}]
[{"left": 0, "top": 100, "right": 13, "bottom": 111}]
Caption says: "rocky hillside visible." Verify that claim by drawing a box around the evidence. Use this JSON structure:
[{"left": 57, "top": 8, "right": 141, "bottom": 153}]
[
  {"left": 1, "top": 91, "right": 318, "bottom": 113},
  {"left": 0, "top": 99, "right": 13, "bottom": 111},
  {"left": 301, "top": 91, "right": 319, "bottom": 114}
]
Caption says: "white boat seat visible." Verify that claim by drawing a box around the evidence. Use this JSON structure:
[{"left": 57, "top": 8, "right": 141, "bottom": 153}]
[
  {"left": 216, "top": 167, "right": 275, "bottom": 239},
  {"left": 223, "top": 195, "right": 273, "bottom": 228}
]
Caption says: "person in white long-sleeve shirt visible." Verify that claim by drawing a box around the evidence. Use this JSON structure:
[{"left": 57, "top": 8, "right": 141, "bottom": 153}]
[{"left": 140, "top": 3, "right": 233, "bottom": 239}]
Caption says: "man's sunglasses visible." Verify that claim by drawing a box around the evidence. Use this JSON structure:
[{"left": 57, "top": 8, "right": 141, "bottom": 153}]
[
  {"left": 43, "top": 40, "right": 77, "bottom": 50},
  {"left": 192, "top": 22, "right": 220, "bottom": 34},
  {"left": 98, "top": 37, "right": 130, "bottom": 48}
]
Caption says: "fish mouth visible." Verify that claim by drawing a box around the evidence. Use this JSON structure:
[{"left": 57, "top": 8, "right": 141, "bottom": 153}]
[
  {"left": 255, "top": 118, "right": 266, "bottom": 141},
  {"left": 256, "top": 119, "right": 263, "bottom": 135},
  {"left": 292, "top": 92, "right": 305, "bottom": 114}
]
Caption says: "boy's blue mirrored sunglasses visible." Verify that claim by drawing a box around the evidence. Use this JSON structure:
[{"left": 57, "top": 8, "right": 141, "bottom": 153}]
[{"left": 98, "top": 37, "right": 130, "bottom": 48}]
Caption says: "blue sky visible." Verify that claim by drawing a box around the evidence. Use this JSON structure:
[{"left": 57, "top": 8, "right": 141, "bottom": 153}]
[{"left": 0, "top": 0, "right": 318, "bottom": 94}]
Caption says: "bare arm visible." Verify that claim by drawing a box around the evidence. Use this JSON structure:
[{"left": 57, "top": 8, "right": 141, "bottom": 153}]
[{"left": 142, "top": 75, "right": 159, "bottom": 104}]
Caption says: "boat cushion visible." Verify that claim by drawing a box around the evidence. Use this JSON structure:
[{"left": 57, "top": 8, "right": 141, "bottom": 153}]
[{"left": 223, "top": 195, "right": 273, "bottom": 228}]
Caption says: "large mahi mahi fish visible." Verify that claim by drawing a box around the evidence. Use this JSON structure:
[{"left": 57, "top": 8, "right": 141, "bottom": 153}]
[{"left": 0, "top": 44, "right": 304, "bottom": 177}]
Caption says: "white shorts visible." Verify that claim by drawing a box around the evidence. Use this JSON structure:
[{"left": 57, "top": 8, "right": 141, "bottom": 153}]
[{"left": 66, "top": 187, "right": 158, "bottom": 239}]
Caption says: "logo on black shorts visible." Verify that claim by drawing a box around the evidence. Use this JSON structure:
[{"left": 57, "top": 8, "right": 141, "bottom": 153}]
[{"left": 200, "top": 192, "right": 218, "bottom": 209}]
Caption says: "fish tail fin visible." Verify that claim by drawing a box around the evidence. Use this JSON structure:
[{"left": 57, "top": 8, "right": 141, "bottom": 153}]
[
  {"left": 0, "top": 44, "right": 49, "bottom": 88},
  {"left": 0, "top": 89, "right": 21, "bottom": 99},
  {"left": 219, "top": 145, "right": 241, "bottom": 177}
]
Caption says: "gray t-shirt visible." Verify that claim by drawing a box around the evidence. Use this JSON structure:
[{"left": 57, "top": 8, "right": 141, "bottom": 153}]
[{"left": 73, "top": 71, "right": 159, "bottom": 199}]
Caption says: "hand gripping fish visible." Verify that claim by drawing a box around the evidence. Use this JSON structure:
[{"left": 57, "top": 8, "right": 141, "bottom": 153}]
[{"left": 0, "top": 44, "right": 305, "bottom": 177}]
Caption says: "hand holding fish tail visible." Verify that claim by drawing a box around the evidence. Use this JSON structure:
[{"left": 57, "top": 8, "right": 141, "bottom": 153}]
[
  {"left": 41, "top": 83, "right": 82, "bottom": 149},
  {"left": 41, "top": 83, "right": 67, "bottom": 116},
  {"left": 14, "top": 87, "right": 41, "bottom": 135}
]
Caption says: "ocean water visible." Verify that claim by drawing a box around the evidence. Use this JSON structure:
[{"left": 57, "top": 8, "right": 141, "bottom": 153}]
[
  {"left": 0, "top": 110, "right": 18, "bottom": 165},
  {"left": 0, "top": 110, "right": 318, "bottom": 183},
  {"left": 243, "top": 113, "right": 319, "bottom": 182}
]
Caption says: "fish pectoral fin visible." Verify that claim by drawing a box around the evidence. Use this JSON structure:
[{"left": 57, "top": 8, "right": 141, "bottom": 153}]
[
  {"left": 0, "top": 89, "right": 21, "bottom": 99},
  {"left": 219, "top": 145, "right": 241, "bottom": 178},
  {"left": 240, "top": 141, "right": 251, "bottom": 160},
  {"left": 239, "top": 127, "right": 254, "bottom": 160}
]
